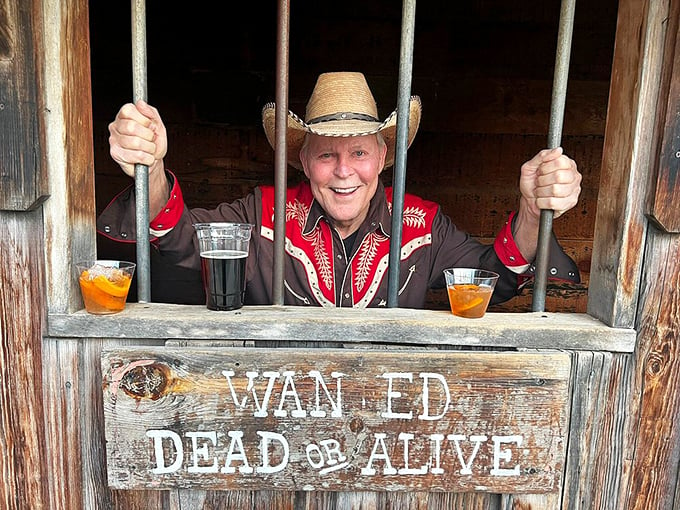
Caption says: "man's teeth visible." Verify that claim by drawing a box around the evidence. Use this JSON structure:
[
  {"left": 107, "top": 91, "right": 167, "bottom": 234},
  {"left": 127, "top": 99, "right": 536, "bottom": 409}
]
[{"left": 332, "top": 187, "right": 358, "bottom": 194}]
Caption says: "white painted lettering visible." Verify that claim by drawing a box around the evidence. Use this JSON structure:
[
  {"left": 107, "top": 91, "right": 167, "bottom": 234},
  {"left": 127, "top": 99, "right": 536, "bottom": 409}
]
[
  {"left": 257, "top": 431, "right": 289, "bottom": 473},
  {"left": 447, "top": 434, "right": 487, "bottom": 475},
  {"left": 308, "top": 370, "right": 344, "bottom": 418},
  {"left": 429, "top": 434, "right": 445, "bottom": 474},
  {"left": 361, "top": 433, "right": 397, "bottom": 475},
  {"left": 186, "top": 431, "right": 218, "bottom": 473},
  {"left": 381, "top": 372, "right": 413, "bottom": 419},
  {"left": 490, "top": 435, "right": 522, "bottom": 476},
  {"left": 306, "top": 443, "right": 325, "bottom": 469},
  {"left": 221, "top": 431, "right": 254, "bottom": 474},
  {"left": 418, "top": 372, "right": 451, "bottom": 421},
  {"left": 319, "top": 438, "right": 346, "bottom": 465},
  {"left": 273, "top": 371, "right": 306, "bottom": 418},
  {"left": 147, "top": 429, "right": 183, "bottom": 474},
  {"left": 222, "top": 370, "right": 279, "bottom": 418},
  {"left": 397, "top": 432, "right": 428, "bottom": 475}
]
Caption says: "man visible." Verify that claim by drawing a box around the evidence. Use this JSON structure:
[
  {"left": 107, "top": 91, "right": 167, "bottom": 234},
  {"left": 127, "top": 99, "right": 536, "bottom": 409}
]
[{"left": 99, "top": 72, "right": 582, "bottom": 308}]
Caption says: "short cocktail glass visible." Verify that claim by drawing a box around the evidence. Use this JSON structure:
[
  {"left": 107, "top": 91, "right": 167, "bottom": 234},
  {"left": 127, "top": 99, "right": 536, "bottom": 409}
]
[
  {"left": 443, "top": 268, "right": 499, "bottom": 318},
  {"left": 76, "top": 260, "right": 136, "bottom": 314}
]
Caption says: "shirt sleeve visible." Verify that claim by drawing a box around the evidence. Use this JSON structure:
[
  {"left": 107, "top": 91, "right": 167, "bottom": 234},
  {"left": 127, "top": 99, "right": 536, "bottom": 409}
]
[
  {"left": 493, "top": 211, "right": 531, "bottom": 274},
  {"left": 149, "top": 171, "right": 184, "bottom": 238}
]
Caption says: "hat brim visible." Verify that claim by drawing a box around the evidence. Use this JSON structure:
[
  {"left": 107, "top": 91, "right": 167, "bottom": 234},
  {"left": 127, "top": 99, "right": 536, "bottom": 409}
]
[{"left": 262, "top": 96, "right": 422, "bottom": 171}]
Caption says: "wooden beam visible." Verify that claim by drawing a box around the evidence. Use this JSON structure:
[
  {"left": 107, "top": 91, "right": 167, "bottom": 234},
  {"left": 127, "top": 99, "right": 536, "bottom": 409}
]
[
  {"left": 587, "top": 0, "right": 669, "bottom": 328},
  {"left": 48, "top": 304, "right": 637, "bottom": 353}
]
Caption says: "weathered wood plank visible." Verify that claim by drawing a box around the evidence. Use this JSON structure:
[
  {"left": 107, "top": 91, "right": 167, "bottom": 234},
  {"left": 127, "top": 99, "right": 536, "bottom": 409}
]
[
  {"left": 561, "top": 351, "right": 632, "bottom": 509},
  {"left": 42, "top": 338, "right": 83, "bottom": 510},
  {"left": 41, "top": 0, "right": 96, "bottom": 313},
  {"left": 647, "top": 0, "right": 680, "bottom": 233},
  {"left": 0, "top": 0, "right": 48, "bottom": 211},
  {"left": 0, "top": 211, "right": 50, "bottom": 508},
  {"left": 47, "top": 305, "right": 636, "bottom": 352},
  {"left": 587, "top": 0, "right": 668, "bottom": 328},
  {"left": 102, "top": 348, "right": 570, "bottom": 493},
  {"left": 625, "top": 231, "right": 680, "bottom": 509}
]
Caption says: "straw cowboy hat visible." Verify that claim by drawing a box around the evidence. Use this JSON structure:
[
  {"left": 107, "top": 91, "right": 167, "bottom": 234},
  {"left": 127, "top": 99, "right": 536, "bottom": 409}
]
[{"left": 262, "top": 72, "right": 422, "bottom": 170}]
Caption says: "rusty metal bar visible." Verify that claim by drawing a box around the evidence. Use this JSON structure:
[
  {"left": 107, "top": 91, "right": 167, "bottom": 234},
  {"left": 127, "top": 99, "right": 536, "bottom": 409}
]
[
  {"left": 131, "top": 0, "right": 150, "bottom": 303},
  {"left": 532, "top": 0, "right": 576, "bottom": 312},
  {"left": 387, "top": 0, "right": 417, "bottom": 307},
  {"left": 272, "top": 0, "right": 290, "bottom": 305}
]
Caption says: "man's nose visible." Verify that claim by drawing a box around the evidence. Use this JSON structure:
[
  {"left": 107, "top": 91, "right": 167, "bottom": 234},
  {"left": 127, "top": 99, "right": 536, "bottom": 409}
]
[{"left": 334, "top": 154, "right": 353, "bottom": 177}]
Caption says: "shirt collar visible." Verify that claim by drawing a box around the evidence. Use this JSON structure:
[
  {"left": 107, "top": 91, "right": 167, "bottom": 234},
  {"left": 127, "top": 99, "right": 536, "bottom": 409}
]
[{"left": 302, "top": 181, "right": 392, "bottom": 237}]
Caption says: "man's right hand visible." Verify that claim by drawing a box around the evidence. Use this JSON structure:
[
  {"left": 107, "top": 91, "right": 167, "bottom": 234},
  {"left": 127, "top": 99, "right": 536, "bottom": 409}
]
[
  {"left": 108, "top": 100, "right": 170, "bottom": 218},
  {"left": 109, "top": 100, "right": 167, "bottom": 178}
]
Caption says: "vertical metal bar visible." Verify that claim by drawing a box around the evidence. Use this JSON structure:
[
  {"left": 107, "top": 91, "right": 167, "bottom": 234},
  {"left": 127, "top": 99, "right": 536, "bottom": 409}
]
[
  {"left": 272, "top": 0, "right": 290, "bottom": 305},
  {"left": 532, "top": 0, "right": 576, "bottom": 312},
  {"left": 387, "top": 0, "right": 417, "bottom": 307},
  {"left": 131, "top": 0, "right": 151, "bottom": 303}
]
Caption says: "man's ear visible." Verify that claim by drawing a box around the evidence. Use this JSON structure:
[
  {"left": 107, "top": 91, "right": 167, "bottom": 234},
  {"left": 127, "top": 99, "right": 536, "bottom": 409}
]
[
  {"left": 299, "top": 148, "right": 311, "bottom": 179},
  {"left": 377, "top": 142, "right": 388, "bottom": 174}
]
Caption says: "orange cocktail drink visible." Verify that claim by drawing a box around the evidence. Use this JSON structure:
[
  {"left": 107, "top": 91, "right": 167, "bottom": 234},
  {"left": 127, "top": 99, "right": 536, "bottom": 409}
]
[
  {"left": 77, "top": 261, "right": 136, "bottom": 314},
  {"left": 443, "top": 268, "right": 499, "bottom": 318}
]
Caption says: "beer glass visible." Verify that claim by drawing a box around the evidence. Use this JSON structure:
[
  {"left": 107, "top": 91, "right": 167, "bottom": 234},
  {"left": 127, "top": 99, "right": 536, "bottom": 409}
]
[{"left": 193, "top": 223, "right": 253, "bottom": 311}]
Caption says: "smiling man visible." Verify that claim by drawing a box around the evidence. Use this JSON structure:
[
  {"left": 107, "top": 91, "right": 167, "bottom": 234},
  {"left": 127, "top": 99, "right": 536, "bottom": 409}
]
[{"left": 99, "top": 72, "right": 582, "bottom": 308}]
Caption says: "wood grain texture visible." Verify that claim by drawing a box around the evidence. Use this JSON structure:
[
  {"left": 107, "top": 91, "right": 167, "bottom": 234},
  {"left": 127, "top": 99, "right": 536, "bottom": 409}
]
[
  {"left": 41, "top": 0, "right": 97, "bottom": 314},
  {"left": 0, "top": 0, "right": 48, "bottom": 211},
  {"left": 587, "top": 0, "right": 667, "bottom": 328},
  {"left": 47, "top": 305, "right": 636, "bottom": 353},
  {"left": 102, "top": 348, "right": 570, "bottom": 493},
  {"left": 647, "top": 0, "right": 680, "bottom": 233},
  {"left": 625, "top": 231, "right": 680, "bottom": 510},
  {"left": 0, "top": 212, "right": 49, "bottom": 509}
]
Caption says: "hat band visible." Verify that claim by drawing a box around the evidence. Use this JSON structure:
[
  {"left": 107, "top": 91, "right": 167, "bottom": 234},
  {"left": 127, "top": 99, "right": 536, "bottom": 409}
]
[{"left": 307, "top": 112, "right": 379, "bottom": 125}]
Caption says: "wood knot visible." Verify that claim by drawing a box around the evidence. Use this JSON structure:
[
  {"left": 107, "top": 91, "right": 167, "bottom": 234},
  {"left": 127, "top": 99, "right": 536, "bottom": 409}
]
[{"left": 120, "top": 363, "right": 170, "bottom": 400}]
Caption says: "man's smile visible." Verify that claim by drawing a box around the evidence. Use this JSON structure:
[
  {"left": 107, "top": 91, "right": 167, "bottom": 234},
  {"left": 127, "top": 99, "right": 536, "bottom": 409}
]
[{"left": 331, "top": 186, "right": 360, "bottom": 195}]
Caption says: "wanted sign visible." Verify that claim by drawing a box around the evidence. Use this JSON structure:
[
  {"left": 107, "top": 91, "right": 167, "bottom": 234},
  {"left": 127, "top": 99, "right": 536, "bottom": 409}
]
[{"left": 102, "top": 347, "right": 570, "bottom": 493}]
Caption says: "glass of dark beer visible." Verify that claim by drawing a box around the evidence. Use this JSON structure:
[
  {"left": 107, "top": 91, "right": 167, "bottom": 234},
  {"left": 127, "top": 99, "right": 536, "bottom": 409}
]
[{"left": 193, "top": 223, "right": 253, "bottom": 311}]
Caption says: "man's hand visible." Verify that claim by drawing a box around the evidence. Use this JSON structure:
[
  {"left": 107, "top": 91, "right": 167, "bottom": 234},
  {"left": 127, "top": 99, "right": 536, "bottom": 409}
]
[
  {"left": 513, "top": 147, "right": 582, "bottom": 262},
  {"left": 109, "top": 100, "right": 168, "bottom": 178},
  {"left": 108, "top": 100, "right": 170, "bottom": 218},
  {"left": 519, "top": 147, "right": 582, "bottom": 220}
]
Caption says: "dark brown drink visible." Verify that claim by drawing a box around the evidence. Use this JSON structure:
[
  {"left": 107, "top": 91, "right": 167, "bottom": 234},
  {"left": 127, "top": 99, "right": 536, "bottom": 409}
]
[{"left": 200, "top": 250, "right": 248, "bottom": 310}]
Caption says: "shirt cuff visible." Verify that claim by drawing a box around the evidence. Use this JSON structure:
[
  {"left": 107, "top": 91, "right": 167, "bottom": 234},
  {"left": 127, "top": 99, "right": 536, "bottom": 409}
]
[
  {"left": 149, "top": 170, "right": 184, "bottom": 238},
  {"left": 493, "top": 211, "right": 530, "bottom": 274}
]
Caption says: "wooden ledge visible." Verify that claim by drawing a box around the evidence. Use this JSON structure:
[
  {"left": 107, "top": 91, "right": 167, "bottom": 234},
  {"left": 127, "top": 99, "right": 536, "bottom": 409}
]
[{"left": 47, "top": 304, "right": 636, "bottom": 352}]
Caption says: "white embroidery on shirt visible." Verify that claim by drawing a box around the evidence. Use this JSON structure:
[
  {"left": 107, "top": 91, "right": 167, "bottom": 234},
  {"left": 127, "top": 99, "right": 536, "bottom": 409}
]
[
  {"left": 355, "top": 231, "right": 387, "bottom": 292},
  {"left": 402, "top": 207, "right": 426, "bottom": 228}
]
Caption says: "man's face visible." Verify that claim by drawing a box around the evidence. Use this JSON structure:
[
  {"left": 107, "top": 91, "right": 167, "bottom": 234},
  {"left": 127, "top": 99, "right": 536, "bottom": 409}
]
[{"left": 300, "top": 133, "right": 387, "bottom": 238}]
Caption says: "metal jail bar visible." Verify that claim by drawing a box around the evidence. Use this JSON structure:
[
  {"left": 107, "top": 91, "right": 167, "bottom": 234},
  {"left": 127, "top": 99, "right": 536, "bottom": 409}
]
[
  {"left": 131, "top": 0, "right": 150, "bottom": 303},
  {"left": 532, "top": 0, "right": 576, "bottom": 312}
]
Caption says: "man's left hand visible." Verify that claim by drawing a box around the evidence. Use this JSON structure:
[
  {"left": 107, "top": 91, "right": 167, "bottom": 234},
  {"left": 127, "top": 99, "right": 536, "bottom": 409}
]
[{"left": 519, "top": 147, "right": 582, "bottom": 220}]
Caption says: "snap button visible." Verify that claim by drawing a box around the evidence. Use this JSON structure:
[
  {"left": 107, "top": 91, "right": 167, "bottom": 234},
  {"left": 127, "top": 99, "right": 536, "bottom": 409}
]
[
  {"left": 121, "top": 232, "right": 128, "bottom": 239},
  {"left": 509, "top": 256, "right": 515, "bottom": 262},
  {"left": 156, "top": 224, "right": 163, "bottom": 229},
  {"left": 104, "top": 225, "right": 111, "bottom": 233},
  {"left": 550, "top": 267, "right": 558, "bottom": 275},
  {"left": 568, "top": 271, "right": 575, "bottom": 277},
  {"left": 344, "top": 293, "right": 350, "bottom": 299},
  {"left": 503, "top": 237, "right": 508, "bottom": 244},
  {"left": 337, "top": 254, "right": 342, "bottom": 259},
  {"left": 164, "top": 208, "right": 170, "bottom": 213}
]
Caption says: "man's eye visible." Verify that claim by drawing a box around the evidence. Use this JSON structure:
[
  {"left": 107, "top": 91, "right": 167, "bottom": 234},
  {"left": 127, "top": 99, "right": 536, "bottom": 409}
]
[
  {"left": 355, "top": 150, "right": 365, "bottom": 157},
  {"left": 319, "top": 153, "right": 332, "bottom": 159}
]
